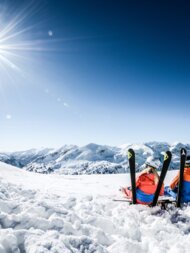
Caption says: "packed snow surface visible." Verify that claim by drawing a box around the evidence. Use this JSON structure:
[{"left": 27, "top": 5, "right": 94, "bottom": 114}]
[{"left": 0, "top": 162, "right": 190, "bottom": 253}]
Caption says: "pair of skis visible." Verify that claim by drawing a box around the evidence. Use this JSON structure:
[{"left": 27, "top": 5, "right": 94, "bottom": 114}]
[{"left": 128, "top": 148, "right": 187, "bottom": 207}]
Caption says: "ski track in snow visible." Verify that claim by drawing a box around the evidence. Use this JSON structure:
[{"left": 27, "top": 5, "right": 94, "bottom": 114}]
[{"left": 0, "top": 162, "right": 190, "bottom": 253}]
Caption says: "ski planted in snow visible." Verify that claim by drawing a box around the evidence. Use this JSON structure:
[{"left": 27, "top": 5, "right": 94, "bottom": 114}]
[
  {"left": 128, "top": 148, "right": 136, "bottom": 204},
  {"left": 176, "top": 148, "right": 187, "bottom": 208},
  {"left": 151, "top": 151, "right": 172, "bottom": 207}
]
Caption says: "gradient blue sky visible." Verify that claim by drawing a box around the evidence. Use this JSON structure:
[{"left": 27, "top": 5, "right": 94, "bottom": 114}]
[{"left": 0, "top": 0, "right": 190, "bottom": 151}]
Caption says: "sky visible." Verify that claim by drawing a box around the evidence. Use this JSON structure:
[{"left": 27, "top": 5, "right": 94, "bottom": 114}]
[{"left": 0, "top": 0, "right": 190, "bottom": 151}]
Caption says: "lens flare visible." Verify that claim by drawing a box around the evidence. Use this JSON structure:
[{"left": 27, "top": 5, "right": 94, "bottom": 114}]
[{"left": 0, "top": 1, "right": 52, "bottom": 80}]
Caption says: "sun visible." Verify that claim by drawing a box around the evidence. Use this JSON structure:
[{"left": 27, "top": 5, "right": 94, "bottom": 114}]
[{"left": 0, "top": 1, "right": 52, "bottom": 78}]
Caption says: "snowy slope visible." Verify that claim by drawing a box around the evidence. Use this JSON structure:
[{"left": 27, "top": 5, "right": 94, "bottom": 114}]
[
  {"left": 0, "top": 162, "right": 190, "bottom": 252},
  {"left": 0, "top": 148, "right": 52, "bottom": 168},
  {"left": 0, "top": 142, "right": 189, "bottom": 175}
]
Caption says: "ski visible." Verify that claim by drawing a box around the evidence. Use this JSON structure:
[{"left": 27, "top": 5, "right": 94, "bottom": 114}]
[
  {"left": 113, "top": 198, "right": 132, "bottom": 203},
  {"left": 176, "top": 148, "right": 187, "bottom": 207},
  {"left": 113, "top": 197, "right": 175, "bottom": 204},
  {"left": 151, "top": 151, "right": 172, "bottom": 207},
  {"left": 128, "top": 148, "right": 136, "bottom": 204}
]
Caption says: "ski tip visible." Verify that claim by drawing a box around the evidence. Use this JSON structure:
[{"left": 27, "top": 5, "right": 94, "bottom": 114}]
[
  {"left": 128, "top": 148, "right": 134, "bottom": 153},
  {"left": 181, "top": 148, "right": 187, "bottom": 156},
  {"left": 164, "top": 151, "right": 172, "bottom": 161},
  {"left": 127, "top": 148, "right": 135, "bottom": 159}
]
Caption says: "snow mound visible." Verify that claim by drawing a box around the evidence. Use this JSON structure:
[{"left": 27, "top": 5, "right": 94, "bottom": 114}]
[{"left": 0, "top": 163, "right": 190, "bottom": 252}]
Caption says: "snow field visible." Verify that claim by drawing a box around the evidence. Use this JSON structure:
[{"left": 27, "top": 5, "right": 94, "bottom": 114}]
[{"left": 0, "top": 163, "right": 190, "bottom": 252}]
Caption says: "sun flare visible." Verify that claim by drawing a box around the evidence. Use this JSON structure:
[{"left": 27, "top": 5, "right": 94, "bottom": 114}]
[{"left": 0, "top": 2, "right": 52, "bottom": 77}]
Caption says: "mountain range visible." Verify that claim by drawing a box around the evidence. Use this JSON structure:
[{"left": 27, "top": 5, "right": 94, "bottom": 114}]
[{"left": 0, "top": 142, "right": 189, "bottom": 174}]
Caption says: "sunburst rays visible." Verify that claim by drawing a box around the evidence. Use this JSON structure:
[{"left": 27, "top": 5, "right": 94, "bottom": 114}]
[{"left": 0, "top": 1, "right": 51, "bottom": 79}]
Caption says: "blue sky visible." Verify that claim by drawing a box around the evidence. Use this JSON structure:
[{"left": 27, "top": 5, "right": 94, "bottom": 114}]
[{"left": 0, "top": 0, "right": 190, "bottom": 151}]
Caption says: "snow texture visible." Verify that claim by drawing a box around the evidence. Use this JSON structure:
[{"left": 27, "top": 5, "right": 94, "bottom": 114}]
[
  {"left": 0, "top": 142, "right": 189, "bottom": 175},
  {"left": 0, "top": 162, "right": 190, "bottom": 252}
]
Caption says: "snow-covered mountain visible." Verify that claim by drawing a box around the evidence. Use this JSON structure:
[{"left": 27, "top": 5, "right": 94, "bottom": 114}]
[{"left": 0, "top": 142, "right": 189, "bottom": 174}]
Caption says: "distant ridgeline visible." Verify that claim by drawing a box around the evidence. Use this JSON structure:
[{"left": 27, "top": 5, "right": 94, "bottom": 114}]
[{"left": 0, "top": 142, "right": 189, "bottom": 175}]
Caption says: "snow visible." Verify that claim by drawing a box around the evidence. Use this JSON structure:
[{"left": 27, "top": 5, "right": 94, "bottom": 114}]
[
  {"left": 0, "top": 142, "right": 190, "bottom": 175},
  {"left": 0, "top": 162, "right": 190, "bottom": 252},
  {"left": 1, "top": 142, "right": 190, "bottom": 175}
]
